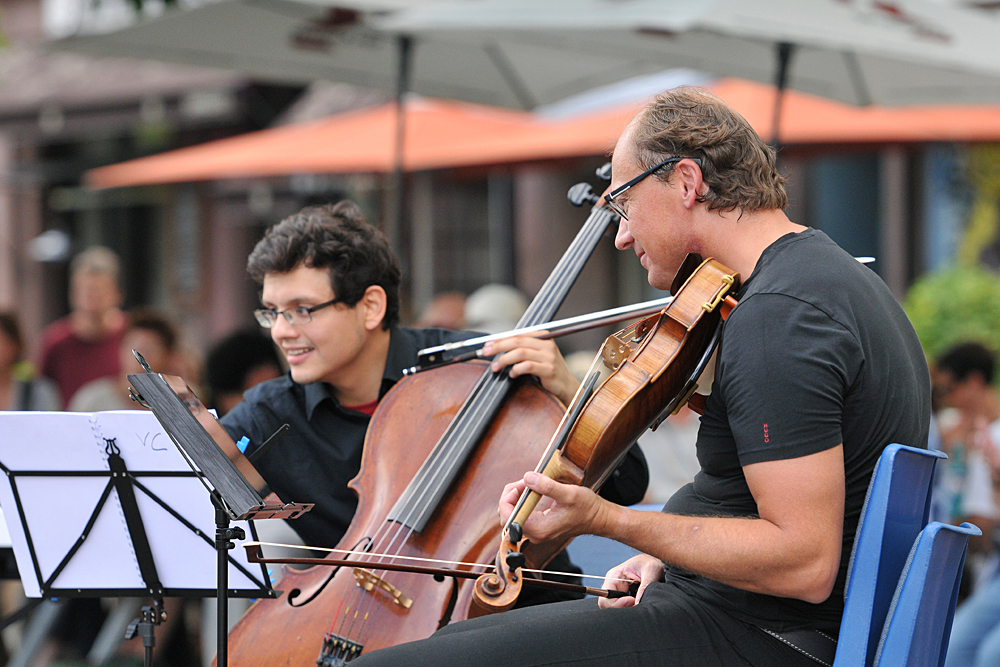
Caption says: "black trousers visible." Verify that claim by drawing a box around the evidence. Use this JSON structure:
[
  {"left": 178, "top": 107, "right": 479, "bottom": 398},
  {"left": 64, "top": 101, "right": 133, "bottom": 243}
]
[{"left": 351, "top": 580, "right": 818, "bottom": 667}]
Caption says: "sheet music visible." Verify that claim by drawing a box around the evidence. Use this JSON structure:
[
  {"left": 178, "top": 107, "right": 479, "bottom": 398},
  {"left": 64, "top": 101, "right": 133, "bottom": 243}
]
[{"left": 0, "top": 410, "right": 265, "bottom": 598}]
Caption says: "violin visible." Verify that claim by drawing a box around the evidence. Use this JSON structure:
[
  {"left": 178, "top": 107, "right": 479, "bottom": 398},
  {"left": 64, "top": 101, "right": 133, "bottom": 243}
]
[{"left": 470, "top": 255, "right": 739, "bottom": 615}]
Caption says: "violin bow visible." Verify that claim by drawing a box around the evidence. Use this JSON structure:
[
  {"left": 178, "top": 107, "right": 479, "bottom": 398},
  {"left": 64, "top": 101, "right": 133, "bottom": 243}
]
[{"left": 242, "top": 541, "right": 637, "bottom": 600}]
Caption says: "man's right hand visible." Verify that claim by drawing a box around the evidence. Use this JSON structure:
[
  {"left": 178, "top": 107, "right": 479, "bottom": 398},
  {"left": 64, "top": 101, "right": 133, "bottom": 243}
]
[{"left": 598, "top": 553, "right": 664, "bottom": 609}]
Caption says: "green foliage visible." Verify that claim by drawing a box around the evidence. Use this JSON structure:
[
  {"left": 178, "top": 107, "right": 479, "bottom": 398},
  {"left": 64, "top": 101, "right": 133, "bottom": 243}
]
[{"left": 903, "top": 263, "right": 1000, "bottom": 362}]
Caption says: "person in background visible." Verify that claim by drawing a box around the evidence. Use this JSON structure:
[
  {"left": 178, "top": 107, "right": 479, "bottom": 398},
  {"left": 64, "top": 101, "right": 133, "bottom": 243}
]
[
  {"left": 69, "top": 308, "right": 180, "bottom": 412},
  {"left": 39, "top": 246, "right": 126, "bottom": 407},
  {"left": 0, "top": 311, "right": 59, "bottom": 663},
  {"left": 932, "top": 343, "right": 1000, "bottom": 560},
  {"left": 464, "top": 283, "right": 528, "bottom": 334},
  {"left": 938, "top": 342, "right": 1000, "bottom": 667},
  {"left": 204, "top": 328, "right": 283, "bottom": 416},
  {"left": 0, "top": 312, "right": 59, "bottom": 412},
  {"left": 415, "top": 291, "right": 467, "bottom": 330}
]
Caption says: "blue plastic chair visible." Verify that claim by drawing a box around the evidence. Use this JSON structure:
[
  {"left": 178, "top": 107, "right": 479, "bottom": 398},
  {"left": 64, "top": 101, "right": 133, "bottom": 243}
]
[
  {"left": 833, "top": 444, "right": 945, "bottom": 667},
  {"left": 873, "top": 521, "right": 980, "bottom": 667}
]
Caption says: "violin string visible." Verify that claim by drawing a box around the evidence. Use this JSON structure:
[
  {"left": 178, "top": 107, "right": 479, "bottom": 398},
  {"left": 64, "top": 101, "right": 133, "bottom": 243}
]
[{"left": 330, "top": 207, "right": 614, "bottom": 645}]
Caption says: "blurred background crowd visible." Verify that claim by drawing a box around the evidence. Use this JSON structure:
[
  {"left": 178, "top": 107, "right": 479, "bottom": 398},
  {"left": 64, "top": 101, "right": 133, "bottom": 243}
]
[{"left": 5, "top": 0, "right": 1000, "bottom": 665}]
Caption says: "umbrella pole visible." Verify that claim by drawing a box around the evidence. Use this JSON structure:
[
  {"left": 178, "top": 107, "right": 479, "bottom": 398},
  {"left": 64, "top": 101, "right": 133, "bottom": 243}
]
[
  {"left": 770, "top": 41, "right": 795, "bottom": 151},
  {"left": 387, "top": 34, "right": 413, "bottom": 254}
]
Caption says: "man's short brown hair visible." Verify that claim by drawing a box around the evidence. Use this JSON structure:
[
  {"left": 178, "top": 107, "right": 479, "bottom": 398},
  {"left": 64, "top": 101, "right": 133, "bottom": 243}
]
[
  {"left": 629, "top": 86, "right": 787, "bottom": 214},
  {"left": 246, "top": 200, "right": 401, "bottom": 330}
]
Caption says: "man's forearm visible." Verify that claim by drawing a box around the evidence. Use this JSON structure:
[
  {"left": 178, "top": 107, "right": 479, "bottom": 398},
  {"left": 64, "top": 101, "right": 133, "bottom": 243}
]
[{"left": 595, "top": 503, "right": 842, "bottom": 603}]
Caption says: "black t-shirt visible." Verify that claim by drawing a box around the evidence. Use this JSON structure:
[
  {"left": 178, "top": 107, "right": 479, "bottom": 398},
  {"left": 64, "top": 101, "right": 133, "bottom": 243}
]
[{"left": 664, "top": 228, "right": 931, "bottom": 632}]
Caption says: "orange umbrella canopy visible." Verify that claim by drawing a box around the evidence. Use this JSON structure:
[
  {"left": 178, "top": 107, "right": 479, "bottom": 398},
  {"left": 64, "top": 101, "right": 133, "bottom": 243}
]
[
  {"left": 87, "top": 79, "right": 1000, "bottom": 189},
  {"left": 86, "top": 98, "right": 535, "bottom": 188}
]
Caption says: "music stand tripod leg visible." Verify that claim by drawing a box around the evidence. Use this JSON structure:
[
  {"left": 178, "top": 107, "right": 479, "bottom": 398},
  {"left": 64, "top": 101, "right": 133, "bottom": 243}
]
[
  {"left": 214, "top": 491, "right": 244, "bottom": 667},
  {"left": 124, "top": 599, "right": 164, "bottom": 667}
]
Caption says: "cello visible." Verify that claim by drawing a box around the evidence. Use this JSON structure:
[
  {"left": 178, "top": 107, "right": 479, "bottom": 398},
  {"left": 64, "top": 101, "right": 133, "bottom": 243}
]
[{"left": 223, "top": 189, "right": 627, "bottom": 666}]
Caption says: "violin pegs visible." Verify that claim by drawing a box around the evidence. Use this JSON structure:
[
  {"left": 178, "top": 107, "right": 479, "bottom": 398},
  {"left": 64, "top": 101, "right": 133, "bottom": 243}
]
[{"left": 505, "top": 549, "right": 527, "bottom": 574}]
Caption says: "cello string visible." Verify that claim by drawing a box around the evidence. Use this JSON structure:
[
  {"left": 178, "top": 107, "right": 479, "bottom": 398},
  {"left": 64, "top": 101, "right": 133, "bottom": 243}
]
[
  {"left": 394, "top": 208, "right": 613, "bottom": 532},
  {"left": 394, "top": 207, "right": 613, "bottom": 525},
  {"left": 334, "top": 376, "right": 507, "bottom": 637},
  {"left": 381, "top": 208, "right": 614, "bottom": 558},
  {"left": 331, "top": 206, "right": 616, "bottom": 644},
  {"left": 362, "top": 207, "right": 613, "bottom": 597}
]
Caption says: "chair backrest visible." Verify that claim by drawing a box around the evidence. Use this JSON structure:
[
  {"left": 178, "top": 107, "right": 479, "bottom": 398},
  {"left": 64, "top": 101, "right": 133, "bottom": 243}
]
[
  {"left": 873, "top": 521, "right": 980, "bottom": 667},
  {"left": 833, "top": 444, "right": 945, "bottom": 667}
]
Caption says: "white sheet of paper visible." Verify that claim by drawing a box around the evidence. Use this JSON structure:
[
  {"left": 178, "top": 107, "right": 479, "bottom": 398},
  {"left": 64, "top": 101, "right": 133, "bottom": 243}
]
[{"left": 0, "top": 410, "right": 265, "bottom": 598}]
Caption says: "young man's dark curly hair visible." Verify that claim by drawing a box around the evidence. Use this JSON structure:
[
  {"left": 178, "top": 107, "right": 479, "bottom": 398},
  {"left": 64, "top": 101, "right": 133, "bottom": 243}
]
[{"left": 247, "top": 200, "right": 401, "bottom": 330}]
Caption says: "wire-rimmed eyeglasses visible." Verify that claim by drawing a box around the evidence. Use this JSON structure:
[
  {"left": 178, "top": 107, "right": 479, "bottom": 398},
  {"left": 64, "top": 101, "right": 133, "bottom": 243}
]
[
  {"left": 254, "top": 297, "right": 343, "bottom": 328},
  {"left": 605, "top": 157, "right": 702, "bottom": 220}
]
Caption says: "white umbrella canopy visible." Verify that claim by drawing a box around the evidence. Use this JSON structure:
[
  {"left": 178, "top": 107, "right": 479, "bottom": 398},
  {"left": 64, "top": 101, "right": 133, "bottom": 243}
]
[
  {"left": 54, "top": 0, "right": 440, "bottom": 90},
  {"left": 375, "top": 0, "right": 1000, "bottom": 109},
  {"left": 58, "top": 0, "right": 1000, "bottom": 110}
]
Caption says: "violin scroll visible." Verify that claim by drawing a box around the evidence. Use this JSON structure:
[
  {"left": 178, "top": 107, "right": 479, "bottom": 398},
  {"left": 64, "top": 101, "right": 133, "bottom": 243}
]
[{"left": 469, "top": 535, "right": 524, "bottom": 618}]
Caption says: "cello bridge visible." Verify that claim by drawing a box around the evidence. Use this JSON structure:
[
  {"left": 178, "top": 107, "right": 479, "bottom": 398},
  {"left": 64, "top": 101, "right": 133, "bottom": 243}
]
[{"left": 353, "top": 568, "right": 413, "bottom": 608}]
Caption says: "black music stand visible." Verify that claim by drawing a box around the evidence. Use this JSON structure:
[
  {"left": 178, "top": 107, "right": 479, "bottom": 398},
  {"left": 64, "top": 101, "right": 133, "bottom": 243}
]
[
  {"left": 126, "top": 354, "right": 311, "bottom": 667},
  {"left": 0, "top": 409, "right": 276, "bottom": 667}
]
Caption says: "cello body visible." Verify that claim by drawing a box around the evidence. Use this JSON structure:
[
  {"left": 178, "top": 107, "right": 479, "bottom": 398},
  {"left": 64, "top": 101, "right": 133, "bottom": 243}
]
[{"left": 224, "top": 362, "right": 566, "bottom": 665}]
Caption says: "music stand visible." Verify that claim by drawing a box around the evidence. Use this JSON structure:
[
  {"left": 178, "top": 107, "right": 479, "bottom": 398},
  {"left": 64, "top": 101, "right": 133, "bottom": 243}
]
[
  {"left": 0, "top": 410, "right": 275, "bottom": 667},
  {"left": 126, "top": 354, "right": 311, "bottom": 667}
]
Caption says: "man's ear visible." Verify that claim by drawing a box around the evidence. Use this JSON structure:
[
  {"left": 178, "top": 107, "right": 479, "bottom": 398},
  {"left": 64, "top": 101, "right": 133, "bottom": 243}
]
[
  {"left": 360, "top": 285, "right": 388, "bottom": 331},
  {"left": 675, "top": 159, "right": 704, "bottom": 208}
]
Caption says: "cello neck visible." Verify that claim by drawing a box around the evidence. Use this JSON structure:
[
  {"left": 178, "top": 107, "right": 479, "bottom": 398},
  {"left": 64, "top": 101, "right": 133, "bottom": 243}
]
[{"left": 385, "top": 205, "right": 618, "bottom": 533}]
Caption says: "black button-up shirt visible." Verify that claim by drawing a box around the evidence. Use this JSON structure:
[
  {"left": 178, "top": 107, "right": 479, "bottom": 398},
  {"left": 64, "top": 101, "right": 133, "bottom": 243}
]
[{"left": 221, "top": 326, "right": 471, "bottom": 548}]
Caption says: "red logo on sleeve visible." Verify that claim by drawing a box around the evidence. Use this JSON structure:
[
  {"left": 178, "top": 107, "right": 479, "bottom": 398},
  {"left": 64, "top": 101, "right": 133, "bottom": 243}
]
[{"left": 763, "top": 422, "right": 770, "bottom": 443}]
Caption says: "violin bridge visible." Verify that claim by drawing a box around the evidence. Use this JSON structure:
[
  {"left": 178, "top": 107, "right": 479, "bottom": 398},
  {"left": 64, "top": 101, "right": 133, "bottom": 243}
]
[{"left": 352, "top": 568, "right": 413, "bottom": 609}]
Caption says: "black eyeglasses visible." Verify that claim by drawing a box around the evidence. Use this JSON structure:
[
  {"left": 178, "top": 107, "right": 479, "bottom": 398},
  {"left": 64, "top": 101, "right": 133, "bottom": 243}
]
[
  {"left": 605, "top": 157, "right": 701, "bottom": 220},
  {"left": 254, "top": 297, "right": 343, "bottom": 328}
]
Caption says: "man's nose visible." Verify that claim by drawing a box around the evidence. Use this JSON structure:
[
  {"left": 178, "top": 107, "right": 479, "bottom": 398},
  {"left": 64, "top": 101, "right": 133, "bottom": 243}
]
[{"left": 614, "top": 217, "right": 633, "bottom": 250}]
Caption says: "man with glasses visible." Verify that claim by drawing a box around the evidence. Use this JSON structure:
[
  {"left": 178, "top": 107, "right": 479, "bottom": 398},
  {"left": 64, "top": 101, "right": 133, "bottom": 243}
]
[
  {"left": 219, "top": 200, "right": 648, "bottom": 602},
  {"left": 353, "top": 86, "right": 931, "bottom": 667}
]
